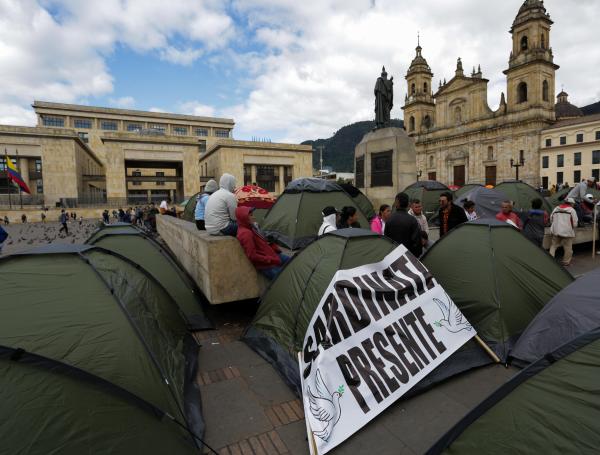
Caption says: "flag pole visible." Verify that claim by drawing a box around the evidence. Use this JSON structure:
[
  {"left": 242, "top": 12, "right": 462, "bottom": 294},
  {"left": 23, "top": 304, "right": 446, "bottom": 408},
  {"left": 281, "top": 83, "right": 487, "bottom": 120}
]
[
  {"left": 16, "top": 149, "right": 23, "bottom": 209},
  {"left": 4, "top": 149, "right": 12, "bottom": 210},
  {"left": 474, "top": 335, "right": 501, "bottom": 363}
]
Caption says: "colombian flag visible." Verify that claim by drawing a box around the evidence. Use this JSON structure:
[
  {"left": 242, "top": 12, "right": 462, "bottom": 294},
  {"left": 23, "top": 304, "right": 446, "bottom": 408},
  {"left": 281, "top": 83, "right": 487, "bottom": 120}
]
[{"left": 6, "top": 156, "right": 31, "bottom": 194}]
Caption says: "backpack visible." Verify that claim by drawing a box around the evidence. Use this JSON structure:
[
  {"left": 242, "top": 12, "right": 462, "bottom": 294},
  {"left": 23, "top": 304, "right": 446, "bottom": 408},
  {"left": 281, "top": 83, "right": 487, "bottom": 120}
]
[{"left": 522, "top": 211, "right": 545, "bottom": 246}]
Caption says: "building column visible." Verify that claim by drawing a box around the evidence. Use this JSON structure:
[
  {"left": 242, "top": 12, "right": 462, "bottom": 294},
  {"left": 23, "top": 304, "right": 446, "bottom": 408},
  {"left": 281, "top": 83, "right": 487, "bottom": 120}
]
[
  {"left": 147, "top": 189, "right": 151, "bottom": 203},
  {"left": 278, "top": 165, "right": 285, "bottom": 194},
  {"left": 251, "top": 165, "right": 257, "bottom": 185},
  {"left": 18, "top": 158, "right": 30, "bottom": 188}
]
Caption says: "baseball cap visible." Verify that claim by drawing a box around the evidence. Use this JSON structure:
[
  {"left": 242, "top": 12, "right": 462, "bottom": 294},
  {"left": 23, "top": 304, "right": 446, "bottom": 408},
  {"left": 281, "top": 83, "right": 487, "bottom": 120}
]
[
  {"left": 585, "top": 194, "right": 594, "bottom": 202},
  {"left": 322, "top": 206, "right": 339, "bottom": 216}
]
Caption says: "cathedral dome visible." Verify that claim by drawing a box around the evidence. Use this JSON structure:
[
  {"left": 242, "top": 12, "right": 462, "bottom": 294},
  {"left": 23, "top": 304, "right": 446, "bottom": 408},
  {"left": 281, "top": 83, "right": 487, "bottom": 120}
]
[
  {"left": 512, "top": 0, "right": 552, "bottom": 32},
  {"left": 555, "top": 91, "right": 583, "bottom": 119},
  {"left": 407, "top": 45, "right": 432, "bottom": 76}
]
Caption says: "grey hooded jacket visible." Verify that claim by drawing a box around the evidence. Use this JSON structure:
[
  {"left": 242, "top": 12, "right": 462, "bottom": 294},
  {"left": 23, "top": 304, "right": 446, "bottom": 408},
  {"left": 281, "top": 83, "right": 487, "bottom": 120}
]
[{"left": 205, "top": 174, "right": 238, "bottom": 234}]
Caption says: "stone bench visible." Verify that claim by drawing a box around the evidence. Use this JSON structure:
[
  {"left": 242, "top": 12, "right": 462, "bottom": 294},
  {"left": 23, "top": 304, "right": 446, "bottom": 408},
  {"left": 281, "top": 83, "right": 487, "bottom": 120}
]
[{"left": 156, "top": 215, "right": 268, "bottom": 305}]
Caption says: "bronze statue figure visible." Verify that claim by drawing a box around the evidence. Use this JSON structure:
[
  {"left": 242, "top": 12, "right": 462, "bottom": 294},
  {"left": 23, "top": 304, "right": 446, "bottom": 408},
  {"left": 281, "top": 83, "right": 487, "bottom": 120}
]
[{"left": 374, "top": 66, "right": 393, "bottom": 129}]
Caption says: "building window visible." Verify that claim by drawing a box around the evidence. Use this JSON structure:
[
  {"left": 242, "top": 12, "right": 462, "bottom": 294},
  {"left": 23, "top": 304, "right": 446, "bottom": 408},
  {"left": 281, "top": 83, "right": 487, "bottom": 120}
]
[
  {"left": 454, "top": 106, "right": 462, "bottom": 124},
  {"left": 100, "top": 120, "right": 118, "bottom": 131},
  {"left": 574, "top": 170, "right": 581, "bottom": 183},
  {"left": 194, "top": 128, "right": 208, "bottom": 137},
  {"left": 576, "top": 133, "right": 584, "bottom": 143},
  {"left": 423, "top": 82, "right": 428, "bottom": 93},
  {"left": 560, "top": 136, "right": 566, "bottom": 145},
  {"left": 517, "top": 82, "right": 528, "bottom": 103},
  {"left": 542, "top": 156, "right": 549, "bottom": 168},
  {"left": 0, "top": 157, "right": 6, "bottom": 171},
  {"left": 74, "top": 118, "right": 92, "bottom": 129},
  {"left": 173, "top": 126, "right": 188, "bottom": 136},
  {"left": 42, "top": 116, "right": 64, "bottom": 127},
  {"left": 199, "top": 140, "right": 206, "bottom": 154},
  {"left": 127, "top": 123, "right": 143, "bottom": 132},
  {"left": 556, "top": 172, "right": 563, "bottom": 185},
  {"left": 596, "top": 131, "right": 600, "bottom": 141},
  {"left": 593, "top": 150, "right": 600, "bottom": 165},
  {"left": 36, "top": 181, "right": 44, "bottom": 194},
  {"left": 423, "top": 115, "right": 431, "bottom": 129},
  {"left": 156, "top": 171, "right": 165, "bottom": 186},
  {"left": 284, "top": 166, "right": 293, "bottom": 187},
  {"left": 487, "top": 146, "right": 494, "bottom": 161},
  {"left": 557, "top": 154, "right": 564, "bottom": 167},
  {"left": 542, "top": 80, "right": 549, "bottom": 102},
  {"left": 34, "top": 159, "right": 42, "bottom": 172},
  {"left": 77, "top": 132, "right": 89, "bottom": 143},
  {"left": 541, "top": 33, "right": 546, "bottom": 49},
  {"left": 409, "top": 116, "right": 415, "bottom": 131},
  {"left": 215, "top": 129, "right": 230, "bottom": 138},
  {"left": 256, "top": 165, "right": 276, "bottom": 192},
  {"left": 545, "top": 138, "right": 552, "bottom": 147},
  {"left": 520, "top": 35, "right": 528, "bottom": 51},
  {"left": 149, "top": 123, "right": 166, "bottom": 133},
  {"left": 593, "top": 169, "right": 600, "bottom": 181},
  {"left": 429, "top": 155, "right": 434, "bottom": 168},
  {"left": 371, "top": 150, "right": 393, "bottom": 187},
  {"left": 574, "top": 152, "right": 581, "bottom": 166},
  {"left": 244, "top": 165, "right": 251, "bottom": 186},
  {"left": 411, "top": 83, "right": 416, "bottom": 95},
  {"left": 132, "top": 170, "right": 141, "bottom": 186},
  {"left": 355, "top": 156, "right": 364, "bottom": 188}
]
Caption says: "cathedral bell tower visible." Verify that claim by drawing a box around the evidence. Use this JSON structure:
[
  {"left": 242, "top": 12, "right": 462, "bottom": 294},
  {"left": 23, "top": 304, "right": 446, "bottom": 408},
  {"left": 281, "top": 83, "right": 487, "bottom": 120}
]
[
  {"left": 503, "top": 0, "right": 558, "bottom": 115},
  {"left": 402, "top": 38, "right": 435, "bottom": 136}
]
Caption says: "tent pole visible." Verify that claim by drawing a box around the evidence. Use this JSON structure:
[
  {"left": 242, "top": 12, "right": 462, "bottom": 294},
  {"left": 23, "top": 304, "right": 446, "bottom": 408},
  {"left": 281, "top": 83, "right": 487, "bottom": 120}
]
[
  {"left": 474, "top": 335, "right": 501, "bottom": 363},
  {"left": 593, "top": 206, "right": 597, "bottom": 261}
]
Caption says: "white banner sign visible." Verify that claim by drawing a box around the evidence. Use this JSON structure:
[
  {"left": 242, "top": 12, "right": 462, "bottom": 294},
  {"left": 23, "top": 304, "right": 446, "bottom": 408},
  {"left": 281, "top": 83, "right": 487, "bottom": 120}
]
[{"left": 299, "top": 245, "right": 476, "bottom": 454}]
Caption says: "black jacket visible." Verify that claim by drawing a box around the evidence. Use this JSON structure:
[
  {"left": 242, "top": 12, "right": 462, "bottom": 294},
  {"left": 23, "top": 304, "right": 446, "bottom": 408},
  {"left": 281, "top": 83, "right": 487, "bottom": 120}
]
[
  {"left": 439, "top": 203, "right": 468, "bottom": 237},
  {"left": 384, "top": 208, "right": 422, "bottom": 257}
]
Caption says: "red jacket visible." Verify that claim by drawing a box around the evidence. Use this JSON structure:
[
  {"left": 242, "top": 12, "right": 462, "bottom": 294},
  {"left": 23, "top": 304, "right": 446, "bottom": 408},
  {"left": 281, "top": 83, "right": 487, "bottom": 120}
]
[{"left": 236, "top": 206, "right": 281, "bottom": 270}]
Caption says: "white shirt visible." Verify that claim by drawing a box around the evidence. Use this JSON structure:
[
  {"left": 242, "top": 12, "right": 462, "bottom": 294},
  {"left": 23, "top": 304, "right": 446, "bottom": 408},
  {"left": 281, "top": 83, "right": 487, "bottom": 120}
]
[
  {"left": 465, "top": 210, "right": 478, "bottom": 221},
  {"left": 159, "top": 200, "right": 168, "bottom": 210}
]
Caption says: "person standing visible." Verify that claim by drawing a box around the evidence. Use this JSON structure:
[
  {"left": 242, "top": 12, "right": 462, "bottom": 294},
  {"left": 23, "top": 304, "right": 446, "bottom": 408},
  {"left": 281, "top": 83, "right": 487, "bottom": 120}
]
[
  {"left": 549, "top": 198, "right": 578, "bottom": 266},
  {"left": 370, "top": 204, "right": 391, "bottom": 235},
  {"left": 384, "top": 192, "right": 422, "bottom": 257},
  {"left": 318, "top": 206, "right": 339, "bottom": 235},
  {"left": 462, "top": 200, "right": 478, "bottom": 221},
  {"left": 58, "top": 209, "right": 69, "bottom": 236},
  {"left": 3, "top": 215, "right": 8, "bottom": 225},
  {"left": 408, "top": 199, "right": 429, "bottom": 233},
  {"left": 496, "top": 200, "right": 523, "bottom": 230},
  {"left": 205, "top": 173, "right": 238, "bottom": 236},
  {"left": 41, "top": 212, "right": 46, "bottom": 223},
  {"left": 522, "top": 198, "right": 548, "bottom": 247},
  {"left": 21, "top": 214, "right": 27, "bottom": 223},
  {"left": 194, "top": 179, "right": 218, "bottom": 230},
  {"left": 438, "top": 192, "right": 468, "bottom": 237},
  {"left": 338, "top": 206, "right": 360, "bottom": 229}
]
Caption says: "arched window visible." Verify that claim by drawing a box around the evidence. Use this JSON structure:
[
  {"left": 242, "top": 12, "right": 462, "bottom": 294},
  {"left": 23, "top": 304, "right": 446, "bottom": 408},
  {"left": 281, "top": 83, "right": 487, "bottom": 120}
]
[
  {"left": 423, "top": 115, "right": 431, "bottom": 129},
  {"left": 541, "top": 33, "right": 546, "bottom": 49},
  {"left": 542, "top": 80, "right": 549, "bottom": 102},
  {"left": 411, "top": 83, "right": 416, "bottom": 95},
  {"left": 517, "top": 82, "right": 528, "bottom": 103},
  {"left": 487, "top": 146, "right": 494, "bottom": 161},
  {"left": 454, "top": 106, "right": 462, "bottom": 124},
  {"left": 424, "top": 82, "right": 428, "bottom": 93},
  {"left": 429, "top": 155, "right": 434, "bottom": 168},
  {"left": 520, "top": 35, "right": 528, "bottom": 51},
  {"left": 409, "top": 116, "right": 415, "bottom": 131}
]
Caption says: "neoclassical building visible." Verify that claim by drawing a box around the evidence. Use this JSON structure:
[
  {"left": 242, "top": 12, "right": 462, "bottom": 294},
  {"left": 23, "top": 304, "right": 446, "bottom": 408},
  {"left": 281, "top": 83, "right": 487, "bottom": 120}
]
[{"left": 402, "top": 0, "right": 559, "bottom": 187}]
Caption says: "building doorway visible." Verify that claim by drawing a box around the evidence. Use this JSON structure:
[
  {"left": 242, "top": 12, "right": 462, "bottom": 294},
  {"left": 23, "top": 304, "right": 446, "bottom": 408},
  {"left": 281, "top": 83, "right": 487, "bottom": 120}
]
[
  {"left": 428, "top": 171, "right": 437, "bottom": 181},
  {"left": 485, "top": 166, "right": 497, "bottom": 186},
  {"left": 453, "top": 165, "right": 465, "bottom": 187},
  {"left": 542, "top": 176, "right": 548, "bottom": 189}
]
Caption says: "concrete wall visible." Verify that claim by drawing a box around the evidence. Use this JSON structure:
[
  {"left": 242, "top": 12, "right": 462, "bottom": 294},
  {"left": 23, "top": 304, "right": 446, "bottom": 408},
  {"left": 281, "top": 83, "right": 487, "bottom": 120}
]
[
  {"left": 156, "top": 215, "right": 268, "bottom": 304},
  {"left": 0, "top": 207, "right": 105, "bottom": 223}
]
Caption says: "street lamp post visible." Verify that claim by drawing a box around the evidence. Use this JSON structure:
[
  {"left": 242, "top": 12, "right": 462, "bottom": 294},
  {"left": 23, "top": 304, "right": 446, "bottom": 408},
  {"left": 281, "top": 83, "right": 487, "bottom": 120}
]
[
  {"left": 416, "top": 170, "right": 422, "bottom": 181},
  {"left": 510, "top": 152, "right": 525, "bottom": 181}
]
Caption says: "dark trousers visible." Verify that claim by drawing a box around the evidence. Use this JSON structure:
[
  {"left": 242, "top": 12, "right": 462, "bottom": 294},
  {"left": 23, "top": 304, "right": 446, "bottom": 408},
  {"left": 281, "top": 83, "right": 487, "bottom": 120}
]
[
  {"left": 220, "top": 220, "right": 238, "bottom": 237},
  {"left": 59, "top": 223, "right": 69, "bottom": 235},
  {"left": 195, "top": 220, "right": 206, "bottom": 230}
]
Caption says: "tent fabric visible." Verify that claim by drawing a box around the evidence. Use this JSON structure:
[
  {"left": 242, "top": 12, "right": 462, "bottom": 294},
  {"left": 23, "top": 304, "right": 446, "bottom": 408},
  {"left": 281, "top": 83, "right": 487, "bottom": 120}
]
[
  {"left": 456, "top": 187, "right": 509, "bottom": 219},
  {"left": 453, "top": 184, "right": 484, "bottom": 199},
  {"left": 0, "top": 246, "right": 203, "bottom": 453},
  {"left": 421, "top": 220, "right": 573, "bottom": 361},
  {"left": 403, "top": 186, "right": 448, "bottom": 219},
  {"left": 339, "top": 183, "right": 376, "bottom": 220},
  {"left": 86, "top": 225, "right": 212, "bottom": 330},
  {"left": 546, "top": 186, "right": 600, "bottom": 208},
  {"left": 510, "top": 267, "right": 600, "bottom": 365},
  {"left": 261, "top": 185, "right": 370, "bottom": 250},
  {"left": 427, "top": 328, "right": 600, "bottom": 455},
  {"left": 284, "top": 177, "right": 342, "bottom": 193},
  {"left": 244, "top": 230, "right": 398, "bottom": 393},
  {"left": 494, "top": 181, "right": 552, "bottom": 213},
  {"left": 405, "top": 180, "right": 450, "bottom": 191}
]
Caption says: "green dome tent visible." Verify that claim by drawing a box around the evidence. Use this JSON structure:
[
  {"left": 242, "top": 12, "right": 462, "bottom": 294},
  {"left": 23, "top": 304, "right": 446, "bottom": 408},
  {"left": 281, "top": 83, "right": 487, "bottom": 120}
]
[
  {"left": 453, "top": 183, "right": 484, "bottom": 199},
  {"left": 86, "top": 224, "right": 212, "bottom": 330},
  {"left": 494, "top": 180, "right": 552, "bottom": 213},
  {"left": 261, "top": 178, "right": 370, "bottom": 250},
  {"left": 421, "top": 219, "right": 573, "bottom": 362},
  {"left": 244, "top": 229, "right": 398, "bottom": 392},
  {"left": 403, "top": 180, "right": 450, "bottom": 219},
  {"left": 0, "top": 244, "right": 204, "bottom": 453},
  {"left": 427, "top": 329, "right": 600, "bottom": 455},
  {"left": 546, "top": 186, "right": 600, "bottom": 208},
  {"left": 339, "top": 183, "right": 376, "bottom": 220}
]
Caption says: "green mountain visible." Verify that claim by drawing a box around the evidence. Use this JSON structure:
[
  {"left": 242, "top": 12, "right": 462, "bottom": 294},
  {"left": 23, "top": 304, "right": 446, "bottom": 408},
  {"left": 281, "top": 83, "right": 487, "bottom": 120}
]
[{"left": 302, "top": 119, "right": 404, "bottom": 172}]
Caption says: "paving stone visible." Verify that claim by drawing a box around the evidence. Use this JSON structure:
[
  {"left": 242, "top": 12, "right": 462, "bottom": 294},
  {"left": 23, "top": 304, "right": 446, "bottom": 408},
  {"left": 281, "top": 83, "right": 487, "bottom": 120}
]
[
  {"left": 334, "top": 418, "right": 414, "bottom": 455},
  {"left": 239, "top": 363, "right": 297, "bottom": 406},
  {"left": 275, "top": 420, "right": 307, "bottom": 455},
  {"left": 225, "top": 341, "right": 269, "bottom": 368},
  {"left": 202, "top": 378, "right": 273, "bottom": 450},
  {"left": 198, "top": 339, "right": 236, "bottom": 372}
]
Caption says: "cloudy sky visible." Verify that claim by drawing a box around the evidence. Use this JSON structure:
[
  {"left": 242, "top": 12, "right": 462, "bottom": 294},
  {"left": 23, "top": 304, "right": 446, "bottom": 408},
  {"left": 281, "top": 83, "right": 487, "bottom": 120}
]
[{"left": 0, "top": 0, "right": 598, "bottom": 143}]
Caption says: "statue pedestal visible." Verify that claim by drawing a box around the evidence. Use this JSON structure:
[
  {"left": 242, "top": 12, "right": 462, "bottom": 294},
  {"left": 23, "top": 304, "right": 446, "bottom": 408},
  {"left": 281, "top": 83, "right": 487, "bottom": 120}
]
[{"left": 354, "top": 127, "right": 416, "bottom": 210}]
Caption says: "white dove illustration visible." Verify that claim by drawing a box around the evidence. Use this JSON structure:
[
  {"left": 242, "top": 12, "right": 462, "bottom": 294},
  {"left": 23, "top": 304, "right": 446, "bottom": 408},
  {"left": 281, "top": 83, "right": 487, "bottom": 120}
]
[
  {"left": 307, "top": 369, "right": 343, "bottom": 442},
  {"left": 433, "top": 297, "right": 473, "bottom": 333}
]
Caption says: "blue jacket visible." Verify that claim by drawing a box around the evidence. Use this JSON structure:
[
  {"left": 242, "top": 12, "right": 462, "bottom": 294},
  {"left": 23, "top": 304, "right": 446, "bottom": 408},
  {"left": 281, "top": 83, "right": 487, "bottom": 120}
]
[
  {"left": 194, "top": 193, "right": 210, "bottom": 221},
  {"left": 0, "top": 224, "right": 7, "bottom": 244}
]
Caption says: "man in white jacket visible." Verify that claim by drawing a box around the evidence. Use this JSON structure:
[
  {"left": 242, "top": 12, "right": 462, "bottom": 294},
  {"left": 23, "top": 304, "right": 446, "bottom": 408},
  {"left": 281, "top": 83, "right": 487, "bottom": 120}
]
[
  {"left": 318, "top": 206, "right": 339, "bottom": 236},
  {"left": 549, "top": 197, "right": 578, "bottom": 266},
  {"left": 205, "top": 174, "right": 238, "bottom": 236}
]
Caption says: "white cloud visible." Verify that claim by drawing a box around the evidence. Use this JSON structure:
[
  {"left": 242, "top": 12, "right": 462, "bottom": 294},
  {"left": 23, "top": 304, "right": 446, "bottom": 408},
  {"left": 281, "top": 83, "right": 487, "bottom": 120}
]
[
  {"left": 159, "top": 47, "right": 203, "bottom": 66},
  {"left": 178, "top": 101, "right": 217, "bottom": 117},
  {"left": 109, "top": 96, "right": 136, "bottom": 109}
]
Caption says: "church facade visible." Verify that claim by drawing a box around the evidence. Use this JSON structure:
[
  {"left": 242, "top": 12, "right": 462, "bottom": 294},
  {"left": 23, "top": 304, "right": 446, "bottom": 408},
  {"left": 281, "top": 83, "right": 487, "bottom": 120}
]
[{"left": 402, "top": 0, "right": 558, "bottom": 187}]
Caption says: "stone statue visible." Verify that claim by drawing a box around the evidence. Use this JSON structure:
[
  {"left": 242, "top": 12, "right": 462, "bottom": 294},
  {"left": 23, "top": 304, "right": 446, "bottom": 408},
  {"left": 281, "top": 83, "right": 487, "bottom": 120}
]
[{"left": 374, "top": 66, "right": 393, "bottom": 129}]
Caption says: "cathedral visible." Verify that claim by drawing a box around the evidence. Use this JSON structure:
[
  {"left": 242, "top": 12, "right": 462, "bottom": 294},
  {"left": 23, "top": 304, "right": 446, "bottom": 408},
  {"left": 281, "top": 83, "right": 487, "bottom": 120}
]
[{"left": 402, "top": 0, "right": 559, "bottom": 187}]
